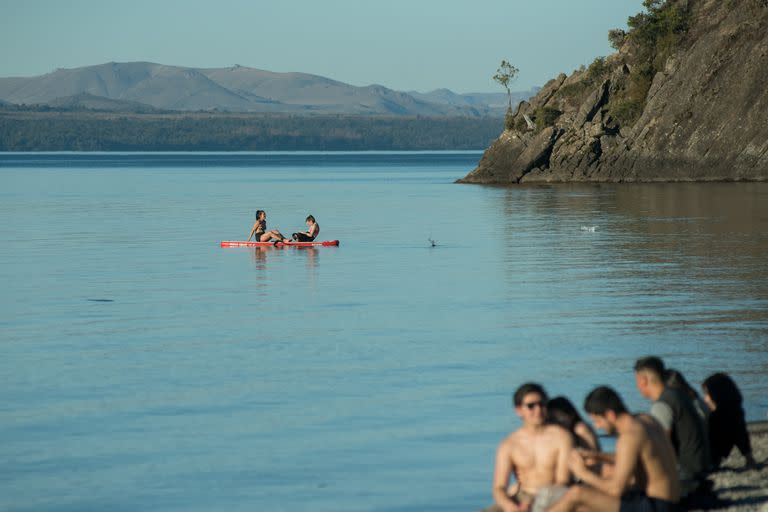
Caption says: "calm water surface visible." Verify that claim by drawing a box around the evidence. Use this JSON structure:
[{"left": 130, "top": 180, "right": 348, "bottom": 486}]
[{"left": 1, "top": 152, "right": 767, "bottom": 512}]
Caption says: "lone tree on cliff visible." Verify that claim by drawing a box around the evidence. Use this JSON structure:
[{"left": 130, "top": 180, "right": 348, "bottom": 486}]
[
  {"left": 608, "top": 28, "right": 627, "bottom": 50},
  {"left": 493, "top": 60, "right": 519, "bottom": 113}
]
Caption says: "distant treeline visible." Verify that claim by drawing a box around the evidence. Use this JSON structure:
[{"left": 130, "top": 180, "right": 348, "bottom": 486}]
[{"left": 0, "top": 109, "right": 503, "bottom": 151}]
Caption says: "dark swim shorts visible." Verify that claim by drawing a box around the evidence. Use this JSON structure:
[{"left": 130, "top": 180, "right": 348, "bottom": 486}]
[
  {"left": 620, "top": 491, "right": 680, "bottom": 512},
  {"left": 292, "top": 232, "right": 315, "bottom": 242}
]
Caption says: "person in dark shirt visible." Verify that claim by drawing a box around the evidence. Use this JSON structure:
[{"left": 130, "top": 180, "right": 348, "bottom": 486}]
[
  {"left": 634, "top": 357, "right": 708, "bottom": 496},
  {"left": 702, "top": 373, "right": 757, "bottom": 469},
  {"left": 665, "top": 369, "right": 709, "bottom": 423},
  {"left": 665, "top": 368, "right": 712, "bottom": 470},
  {"left": 292, "top": 214, "right": 320, "bottom": 242}
]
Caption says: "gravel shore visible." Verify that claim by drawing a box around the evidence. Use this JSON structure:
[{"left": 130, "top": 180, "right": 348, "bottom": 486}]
[
  {"left": 479, "top": 422, "right": 767, "bottom": 512},
  {"left": 696, "top": 421, "right": 768, "bottom": 511}
]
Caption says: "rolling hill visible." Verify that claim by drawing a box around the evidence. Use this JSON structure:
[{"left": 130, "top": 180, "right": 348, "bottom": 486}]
[{"left": 0, "top": 62, "right": 531, "bottom": 116}]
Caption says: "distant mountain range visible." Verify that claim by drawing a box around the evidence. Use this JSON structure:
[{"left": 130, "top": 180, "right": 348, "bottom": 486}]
[{"left": 0, "top": 62, "right": 538, "bottom": 116}]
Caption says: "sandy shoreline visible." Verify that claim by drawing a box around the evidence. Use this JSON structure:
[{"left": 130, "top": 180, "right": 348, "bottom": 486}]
[{"left": 696, "top": 421, "right": 768, "bottom": 511}]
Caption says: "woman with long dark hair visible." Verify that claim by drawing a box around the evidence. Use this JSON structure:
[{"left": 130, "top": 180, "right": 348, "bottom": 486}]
[
  {"left": 248, "top": 210, "right": 289, "bottom": 242},
  {"left": 547, "top": 396, "right": 601, "bottom": 452},
  {"left": 666, "top": 369, "right": 708, "bottom": 420},
  {"left": 702, "top": 373, "right": 756, "bottom": 469}
]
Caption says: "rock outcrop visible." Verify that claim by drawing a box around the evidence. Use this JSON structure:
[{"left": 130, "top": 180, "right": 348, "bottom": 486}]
[{"left": 459, "top": 0, "right": 768, "bottom": 184}]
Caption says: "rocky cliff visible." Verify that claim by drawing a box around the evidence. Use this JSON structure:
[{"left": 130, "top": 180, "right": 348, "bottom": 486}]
[{"left": 459, "top": 0, "right": 768, "bottom": 183}]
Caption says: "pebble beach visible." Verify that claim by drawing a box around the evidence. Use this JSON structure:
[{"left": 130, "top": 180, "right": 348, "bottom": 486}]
[
  {"left": 479, "top": 422, "right": 768, "bottom": 512},
  {"left": 698, "top": 421, "right": 768, "bottom": 512}
]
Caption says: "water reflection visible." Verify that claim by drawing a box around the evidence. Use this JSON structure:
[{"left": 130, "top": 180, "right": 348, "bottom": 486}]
[
  {"left": 249, "top": 246, "right": 270, "bottom": 272},
  {"left": 494, "top": 183, "right": 768, "bottom": 407},
  {"left": 617, "top": 185, "right": 768, "bottom": 305},
  {"left": 249, "top": 246, "right": 320, "bottom": 270},
  {"left": 300, "top": 246, "right": 319, "bottom": 269},
  {"left": 499, "top": 184, "right": 768, "bottom": 300}
]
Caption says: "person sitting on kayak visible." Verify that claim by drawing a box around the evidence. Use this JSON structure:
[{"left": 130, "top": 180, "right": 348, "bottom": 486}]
[
  {"left": 292, "top": 214, "right": 320, "bottom": 242},
  {"left": 248, "top": 210, "right": 290, "bottom": 242}
]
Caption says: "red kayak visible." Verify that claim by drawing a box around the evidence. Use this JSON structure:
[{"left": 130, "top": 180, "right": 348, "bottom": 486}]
[{"left": 221, "top": 240, "right": 340, "bottom": 248}]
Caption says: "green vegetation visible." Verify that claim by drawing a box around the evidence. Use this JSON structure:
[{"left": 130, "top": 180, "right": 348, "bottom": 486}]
[
  {"left": 609, "top": 99, "right": 645, "bottom": 126},
  {"left": 513, "top": 116, "right": 529, "bottom": 132},
  {"left": 585, "top": 57, "right": 609, "bottom": 82},
  {"left": 549, "top": 0, "right": 693, "bottom": 129},
  {"left": 609, "top": 0, "right": 691, "bottom": 125},
  {"left": 608, "top": 29, "right": 627, "bottom": 50},
  {"left": 627, "top": 0, "right": 690, "bottom": 68},
  {"left": 0, "top": 109, "right": 504, "bottom": 151},
  {"left": 532, "top": 107, "right": 562, "bottom": 130},
  {"left": 504, "top": 111, "right": 516, "bottom": 131},
  {"left": 494, "top": 1, "right": 694, "bottom": 135},
  {"left": 558, "top": 80, "right": 591, "bottom": 103},
  {"left": 558, "top": 57, "right": 609, "bottom": 105}
]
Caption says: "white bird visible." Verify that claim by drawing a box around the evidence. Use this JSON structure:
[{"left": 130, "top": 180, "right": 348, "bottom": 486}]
[{"left": 580, "top": 226, "right": 597, "bottom": 232}]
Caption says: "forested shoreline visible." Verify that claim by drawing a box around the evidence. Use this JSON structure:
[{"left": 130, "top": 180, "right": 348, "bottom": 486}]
[{"left": 0, "top": 109, "right": 502, "bottom": 151}]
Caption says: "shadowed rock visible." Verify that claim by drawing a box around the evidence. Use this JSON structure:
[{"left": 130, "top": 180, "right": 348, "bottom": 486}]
[
  {"left": 457, "top": 126, "right": 561, "bottom": 183},
  {"left": 460, "top": 0, "right": 768, "bottom": 184}
]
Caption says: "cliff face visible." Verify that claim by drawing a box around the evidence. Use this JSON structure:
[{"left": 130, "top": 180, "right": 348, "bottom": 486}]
[{"left": 459, "top": 0, "right": 768, "bottom": 184}]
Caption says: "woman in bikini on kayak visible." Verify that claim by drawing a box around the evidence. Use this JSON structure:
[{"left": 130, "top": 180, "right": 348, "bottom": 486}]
[{"left": 248, "top": 210, "right": 290, "bottom": 242}]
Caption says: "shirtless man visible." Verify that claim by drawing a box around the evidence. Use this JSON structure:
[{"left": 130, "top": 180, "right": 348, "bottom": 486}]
[
  {"left": 490, "top": 383, "right": 573, "bottom": 512},
  {"left": 547, "top": 386, "right": 681, "bottom": 512}
]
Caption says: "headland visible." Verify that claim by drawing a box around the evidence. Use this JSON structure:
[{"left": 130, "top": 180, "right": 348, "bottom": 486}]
[{"left": 459, "top": 0, "right": 768, "bottom": 184}]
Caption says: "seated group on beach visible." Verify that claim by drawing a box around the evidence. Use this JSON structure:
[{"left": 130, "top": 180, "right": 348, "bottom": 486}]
[
  {"left": 487, "top": 356, "right": 757, "bottom": 512},
  {"left": 248, "top": 210, "right": 319, "bottom": 243}
]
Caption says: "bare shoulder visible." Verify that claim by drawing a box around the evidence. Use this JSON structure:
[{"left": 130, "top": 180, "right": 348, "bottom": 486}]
[
  {"left": 544, "top": 424, "right": 573, "bottom": 444},
  {"left": 622, "top": 414, "right": 655, "bottom": 443},
  {"left": 573, "top": 422, "right": 590, "bottom": 438},
  {"left": 498, "top": 430, "right": 521, "bottom": 453}
]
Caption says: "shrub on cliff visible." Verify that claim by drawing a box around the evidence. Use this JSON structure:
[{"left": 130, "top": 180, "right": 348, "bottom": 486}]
[
  {"left": 609, "top": 99, "right": 644, "bottom": 127},
  {"left": 627, "top": 0, "right": 690, "bottom": 69},
  {"left": 513, "top": 115, "right": 529, "bottom": 132},
  {"left": 608, "top": 29, "right": 628, "bottom": 50},
  {"left": 585, "top": 57, "right": 609, "bottom": 82},
  {"left": 558, "top": 57, "right": 610, "bottom": 107},
  {"left": 533, "top": 107, "right": 563, "bottom": 130},
  {"left": 621, "top": 0, "right": 690, "bottom": 118},
  {"left": 504, "top": 108, "right": 518, "bottom": 131}
]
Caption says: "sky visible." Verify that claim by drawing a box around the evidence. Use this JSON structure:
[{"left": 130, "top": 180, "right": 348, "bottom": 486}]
[{"left": 0, "top": 0, "right": 644, "bottom": 93}]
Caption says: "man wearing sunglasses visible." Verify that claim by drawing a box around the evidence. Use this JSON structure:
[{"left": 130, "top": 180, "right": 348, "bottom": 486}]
[{"left": 490, "top": 383, "right": 574, "bottom": 512}]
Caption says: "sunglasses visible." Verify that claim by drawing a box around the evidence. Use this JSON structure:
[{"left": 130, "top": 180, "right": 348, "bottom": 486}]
[{"left": 522, "top": 400, "right": 546, "bottom": 410}]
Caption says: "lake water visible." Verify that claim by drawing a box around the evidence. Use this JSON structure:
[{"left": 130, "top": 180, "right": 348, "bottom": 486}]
[{"left": 1, "top": 152, "right": 767, "bottom": 512}]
